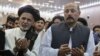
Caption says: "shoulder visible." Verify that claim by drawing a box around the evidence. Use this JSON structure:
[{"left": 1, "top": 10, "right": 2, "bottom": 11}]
[
  {"left": 5, "top": 28, "right": 19, "bottom": 33},
  {"left": 5, "top": 28, "right": 20, "bottom": 37},
  {"left": 77, "top": 24, "right": 90, "bottom": 31}
]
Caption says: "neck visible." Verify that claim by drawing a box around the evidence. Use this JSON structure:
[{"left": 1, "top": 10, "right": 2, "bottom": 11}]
[
  {"left": 35, "top": 30, "right": 41, "bottom": 34},
  {"left": 20, "top": 28, "right": 28, "bottom": 32},
  {"left": 67, "top": 22, "right": 77, "bottom": 28}
]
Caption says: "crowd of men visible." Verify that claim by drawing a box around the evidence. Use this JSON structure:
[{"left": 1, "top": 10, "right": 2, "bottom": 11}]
[{"left": 0, "top": 2, "right": 100, "bottom": 56}]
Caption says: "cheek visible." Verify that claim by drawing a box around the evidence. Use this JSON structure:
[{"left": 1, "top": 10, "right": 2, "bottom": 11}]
[
  {"left": 19, "top": 19, "right": 23, "bottom": 24},
  {"left": 72, "top": 13, "right": 79, "bottom": 20},
  {"left": 64, "top": 13, "right": 67, "bottom": 16},
  {"left": 40, "top": 24, "right": 44, "bottom": 27},
  {"left": 75, "top": 13, "right": 80, "bottom": 17},
  {"left": 64, "top": 14, "right": 68, "bottom": 19}
]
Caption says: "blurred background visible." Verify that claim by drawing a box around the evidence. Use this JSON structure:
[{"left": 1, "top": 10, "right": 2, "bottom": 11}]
[{"left": 0, "top": 0, "right": 100, "bottom": 28}]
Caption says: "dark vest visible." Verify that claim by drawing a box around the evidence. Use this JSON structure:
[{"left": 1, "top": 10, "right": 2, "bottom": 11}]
[
  {"left": 0, "top": 30, "right": 5, "bottom": 50},
  {"left": 51, "top": 22, "right": 90, "bottom": 51}
]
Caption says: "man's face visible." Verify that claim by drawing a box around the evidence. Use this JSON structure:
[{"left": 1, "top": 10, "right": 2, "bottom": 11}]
[
  {"left": 94, "top": 28, "right": 100, "bottom": 37},
  {"left": 34, "top": 20, "right": 45, "bottom": 31},
  {"left": 14, "top": 20, "right": 19, "bottom": 27},
  {"left": 54, "top": 19, "right": 62, "bottom": 24},
  {"left": 19, "top": 12, "right": 34, "bottom": 31},
  {"left": 64, "top": 3, "right": 80, "bottom": 25},
  {"left": 6, "top": 21, "right": 14, "bottom": 28}
]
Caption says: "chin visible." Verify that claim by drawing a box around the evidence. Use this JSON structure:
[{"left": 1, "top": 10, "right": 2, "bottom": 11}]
[
  {"left": 23, "top": 28, "right": 29, "bottom": 31},
  {"left": 20, "top": 27, "right": 30, "bottom": 31}
]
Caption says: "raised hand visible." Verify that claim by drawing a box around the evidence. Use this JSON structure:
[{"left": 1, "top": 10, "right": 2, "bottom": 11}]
[
  {"left": 14, "top": 38, "right": 30, "bottom": 53},
  {"left": 71, "top": 45, "right": 84, "bottom": 56},
  {"left": 93, "top": 47, "right": 100, "bottom": 56},
  {"left": 58, "top": 44, "right": 71, "bottom": 56}
]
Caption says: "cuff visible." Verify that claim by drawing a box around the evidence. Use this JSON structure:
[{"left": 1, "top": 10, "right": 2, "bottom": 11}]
[
  {"left": 51, "top": 49, "right": 59, "bottom": 56},
  {"left": 24, "top": 49, "right": 37, "bottom": 56},
  {"left": 84, "top": 53, "right": 89, "bottom": 56}
]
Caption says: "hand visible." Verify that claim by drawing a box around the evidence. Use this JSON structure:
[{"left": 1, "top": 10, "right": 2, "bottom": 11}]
[
  {"left": 93, "top": 47, "right": 100, "bottom": 56},
  {"left": 71, "top": 45, "right": 84, "bottom": 56},
  {"left": 15, "top": 38, "right": 30, "bottom": 52},
  {"left": 58, "top": 44, "right": 71, "bottom": 56},
  {"left": 18, "top": 38, "right": 30, "bottom": 49}
]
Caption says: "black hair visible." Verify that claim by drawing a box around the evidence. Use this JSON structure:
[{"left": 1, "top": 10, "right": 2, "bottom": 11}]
[
  {"left": 52, "top": 15, "right": 64, "bottom": 23},
  {"left": 78, "top": 17, "right": 88, "bottom": 26},
  {"left": 6, "top": 15, "right": 16, "bottom": 23},
  {"left": 18, "top": 5, "right": 40, "bottom": 21},
  {"left": 93, "top": 25, "right": 100, "bottom": 32},
  {"left": 46, "top": 22, "right": 53, "bottom": 29},
  {"left": 39, "top": 17, "right": 45, "bottom": 23}
]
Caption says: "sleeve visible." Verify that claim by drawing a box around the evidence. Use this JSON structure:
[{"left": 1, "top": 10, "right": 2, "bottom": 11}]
[
  {"left": 38, "top": 27, "right": 59, "bottom": 56},
  {"left": 4, "top": 29, "right": 16, "bottom": 55},
  {"left": 84, "top": 30, "right": 96, "bottom": 56},
  {"left": 24, "top": 49, "right": 37, "bottom": 56}
]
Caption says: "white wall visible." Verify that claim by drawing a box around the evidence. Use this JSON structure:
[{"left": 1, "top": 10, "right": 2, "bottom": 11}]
[{"left": 80, "top": 5, "right": 100, "bottom": 29}]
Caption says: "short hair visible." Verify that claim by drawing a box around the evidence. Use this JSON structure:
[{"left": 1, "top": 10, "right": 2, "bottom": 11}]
[
  {"left": 47, "top": 21, "right": 53, "bottom": 29},
  {"left": 78, "top": 17, "right": 88, "bottom": 26},
  {"left": 18, "top": 5, "right": 40, "bottom": 21},
  {"left": 37, "top": 17, "right": 45, "bottom": 23},
  {"left": 93, "top": 25, "right": 100, "bottom": 32},
  {"left": 6, "top": 15, "right": 16, "bottom": 23},
  {"left": 52, "top": 15, "right": 64, "bottom": 23}
]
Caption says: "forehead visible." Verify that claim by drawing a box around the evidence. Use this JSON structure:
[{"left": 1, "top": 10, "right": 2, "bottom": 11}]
[
  {"left": 64, "top": 3, "right": 78, "bottom": 10},
  {"left": 20, "top": 12, "right": 34, "bottom": 19},
  {"left": 37, "top": 20, "right": 44, "bottom": 22}
]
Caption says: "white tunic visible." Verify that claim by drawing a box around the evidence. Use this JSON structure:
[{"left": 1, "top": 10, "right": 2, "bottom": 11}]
[{"left": 5, "top": 27, "right": 38, "bottom": 56}]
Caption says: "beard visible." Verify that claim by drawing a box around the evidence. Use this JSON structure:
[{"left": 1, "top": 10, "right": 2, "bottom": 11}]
[{"left": 19, "top": 25, "right": 31, "bottom": 31}]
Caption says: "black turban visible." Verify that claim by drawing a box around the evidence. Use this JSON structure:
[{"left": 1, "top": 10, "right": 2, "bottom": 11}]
[{"left": 18, "top": 5, "right": 40, "bottom": 21}]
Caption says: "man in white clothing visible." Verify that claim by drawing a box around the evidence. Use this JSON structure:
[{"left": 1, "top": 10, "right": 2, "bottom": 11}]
[
  {"left": 4, "top": 5, "right": 41, "bottom": 56},
  {"left": 39, "top": 3, "right": 95, "bottom": 56}
]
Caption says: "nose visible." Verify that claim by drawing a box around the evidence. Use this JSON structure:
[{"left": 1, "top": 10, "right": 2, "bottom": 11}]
[
  {"left": 68, "top": 11, "right": 72, "bottom": 15},
  {"left": 24, "top": 19, "right": 28, "bottom": 23}
]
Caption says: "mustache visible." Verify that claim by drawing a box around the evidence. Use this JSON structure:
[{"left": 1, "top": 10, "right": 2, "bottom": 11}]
[{"left": 67, "top": 16, "right": 74, "bottom": 19}]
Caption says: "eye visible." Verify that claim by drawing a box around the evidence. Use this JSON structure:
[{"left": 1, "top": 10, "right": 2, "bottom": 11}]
[
  {"left": 21, "top": 17, "right": 26, "bottom": 20},
  {"left": 65, "top": 9, "right": 69, "bottom": 13},
  {"left": 70, "top": 9, "right": 76, "bottom": 13},
  {"left": 27, "top": 19, "right": 32, "bottom": 22},
  {"left": 41, "top": 22, "right": 44, "bottom": 24}
]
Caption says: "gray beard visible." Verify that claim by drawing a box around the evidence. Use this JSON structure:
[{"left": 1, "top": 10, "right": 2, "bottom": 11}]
[{"left": 19, "top": 26, "right": 30, "bottom": 32}]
